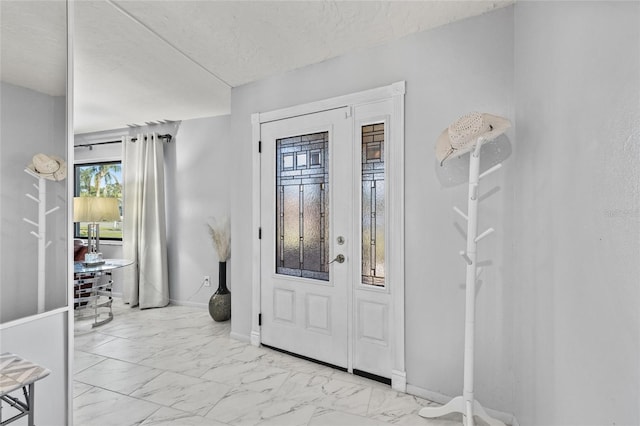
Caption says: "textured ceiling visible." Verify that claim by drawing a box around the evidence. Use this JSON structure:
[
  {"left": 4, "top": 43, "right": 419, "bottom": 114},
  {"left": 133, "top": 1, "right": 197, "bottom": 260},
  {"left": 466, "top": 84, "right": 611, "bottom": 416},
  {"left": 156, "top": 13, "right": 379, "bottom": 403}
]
[
  {"left": 0, "top": 1, "right": 67, "bottom": 96},
  {"left": 1, "top": 1, "right": 513, "bottom": 134}
]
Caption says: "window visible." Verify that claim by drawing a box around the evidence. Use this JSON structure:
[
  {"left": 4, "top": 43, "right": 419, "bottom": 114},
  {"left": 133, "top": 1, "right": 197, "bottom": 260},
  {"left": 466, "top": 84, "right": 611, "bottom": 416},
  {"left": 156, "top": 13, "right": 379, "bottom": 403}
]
[
  {"left": 74, "top": 161, "right": 123, "bottom": 240},
  {"left": 361, "top": 123, "right": 385, "bottom": 286},
  {"left": 275, "top": 132, "right": 329, "bottom": 281}
]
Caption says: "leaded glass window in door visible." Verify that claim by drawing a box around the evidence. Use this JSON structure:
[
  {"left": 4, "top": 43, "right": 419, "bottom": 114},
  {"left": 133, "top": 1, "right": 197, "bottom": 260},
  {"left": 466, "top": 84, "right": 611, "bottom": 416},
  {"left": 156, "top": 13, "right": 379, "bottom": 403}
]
[
  {"left": 362, "top": 124, "right": 385, "bottom": 286},
  {"left": 276, "top": 132, "right": 329, "bottom": 281}
]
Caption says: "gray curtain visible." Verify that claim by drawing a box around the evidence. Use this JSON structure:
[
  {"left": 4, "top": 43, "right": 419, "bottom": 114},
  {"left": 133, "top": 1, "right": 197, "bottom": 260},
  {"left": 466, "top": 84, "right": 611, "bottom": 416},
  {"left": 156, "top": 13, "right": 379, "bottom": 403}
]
[{"left": 122, "top": 133, "right": 169, "bottom": 308}]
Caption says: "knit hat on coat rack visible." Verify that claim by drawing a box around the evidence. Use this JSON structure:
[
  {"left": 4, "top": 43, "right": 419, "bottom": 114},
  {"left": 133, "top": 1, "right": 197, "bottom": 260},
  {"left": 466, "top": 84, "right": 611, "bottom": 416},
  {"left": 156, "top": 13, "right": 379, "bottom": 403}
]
[{"left": 436, "top": 112, "right": 511, "bottom": 166}]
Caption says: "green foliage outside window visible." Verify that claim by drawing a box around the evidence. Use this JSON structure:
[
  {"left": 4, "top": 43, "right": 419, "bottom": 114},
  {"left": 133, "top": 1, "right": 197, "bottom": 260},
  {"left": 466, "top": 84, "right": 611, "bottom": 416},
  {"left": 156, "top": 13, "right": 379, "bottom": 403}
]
[{"left": 74, "top": 162, "right": 123, "bottom": 240}]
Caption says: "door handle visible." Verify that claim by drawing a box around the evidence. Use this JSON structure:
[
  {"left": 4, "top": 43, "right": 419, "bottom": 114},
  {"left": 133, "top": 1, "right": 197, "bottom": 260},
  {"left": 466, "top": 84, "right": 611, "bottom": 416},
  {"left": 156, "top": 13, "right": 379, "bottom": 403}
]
[{"left": 328, "top": 254, "right": 345, "bottom": 264}]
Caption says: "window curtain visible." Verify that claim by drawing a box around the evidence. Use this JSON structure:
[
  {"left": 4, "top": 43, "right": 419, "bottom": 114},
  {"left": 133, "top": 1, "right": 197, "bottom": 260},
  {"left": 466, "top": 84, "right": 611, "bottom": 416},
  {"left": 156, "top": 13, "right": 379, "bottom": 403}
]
[{"left": 122, "top": 133, "right": 169, "bottom": 308}]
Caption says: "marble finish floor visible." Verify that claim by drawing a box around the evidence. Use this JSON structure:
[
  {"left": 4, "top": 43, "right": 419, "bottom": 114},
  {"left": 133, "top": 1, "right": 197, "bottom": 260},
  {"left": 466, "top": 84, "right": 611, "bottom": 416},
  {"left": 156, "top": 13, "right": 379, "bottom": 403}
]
[{"left": 74, "top": 299, "right": 464, "bottom": 426}]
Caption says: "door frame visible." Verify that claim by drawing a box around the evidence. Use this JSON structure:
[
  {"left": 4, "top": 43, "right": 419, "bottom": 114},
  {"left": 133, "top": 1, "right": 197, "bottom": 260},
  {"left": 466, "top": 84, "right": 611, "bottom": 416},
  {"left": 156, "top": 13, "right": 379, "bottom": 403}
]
[{"left": 250, "top": 81, "right": 406, "bottom": 392}]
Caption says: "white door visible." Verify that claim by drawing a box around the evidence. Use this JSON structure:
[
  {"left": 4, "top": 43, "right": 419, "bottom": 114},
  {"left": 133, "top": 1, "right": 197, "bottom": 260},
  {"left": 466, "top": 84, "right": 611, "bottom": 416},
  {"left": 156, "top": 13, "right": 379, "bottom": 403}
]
[
  {"left": 260, "top": 107, "right": 352, "bottom": 368},
  {"left": 258, "top": 92, "right": 402, "bottom": 384},
  {"left": 351, "top": 100, "right": 394, "bottom": 380}
]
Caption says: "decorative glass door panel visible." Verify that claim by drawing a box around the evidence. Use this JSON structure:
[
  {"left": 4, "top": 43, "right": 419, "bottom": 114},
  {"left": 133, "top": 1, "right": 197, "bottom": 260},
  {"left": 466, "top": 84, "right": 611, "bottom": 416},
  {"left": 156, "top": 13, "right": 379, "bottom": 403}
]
[
  {"left": 276, "top": 132, "right": 329, "bottom": 281},
  {"left": 361, "top": 124, "right": 385, "bottom": 287}
]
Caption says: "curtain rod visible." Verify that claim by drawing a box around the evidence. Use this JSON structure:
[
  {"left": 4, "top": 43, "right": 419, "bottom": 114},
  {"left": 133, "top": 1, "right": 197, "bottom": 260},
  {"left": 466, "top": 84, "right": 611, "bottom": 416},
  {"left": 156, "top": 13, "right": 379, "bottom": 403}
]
[{"left": 75, "top": 133, "right": 172, "bottom": 149}]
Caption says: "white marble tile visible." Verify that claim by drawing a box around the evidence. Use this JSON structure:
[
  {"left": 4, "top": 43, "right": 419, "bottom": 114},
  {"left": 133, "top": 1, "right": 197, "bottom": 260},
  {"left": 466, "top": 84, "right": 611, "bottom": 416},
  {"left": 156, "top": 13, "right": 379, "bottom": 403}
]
[
  {"left": 73, "top": 301, "right": 432, "bottom": 425},
  {"left": 75, "top": 358, "right": 163, "bottom": 395},
  {"left": 206, "top": 321, "right": 233, "bottom": 337},
  {"left": 205, "top": 388, "right": 315, "bottom": 425},
  {"left": 98, "top": 320, "right": 167, "bottom": 340},
  {"left": 138, "top": 343, "right": 235, "bottom": 378},
  {"left": 205, "top": 388, "right": 273, "bottom": 424},
  {"left": 260, "top": 351, "right": 338, "bottom": 377},
  {"left": 255, "top": 403, "right": 316, "bottom": 426},
  {"left": 88, "top": 336, "right": 163, "bottom": 364},
  {"left": 308, "top": 407, "right": 390, "bottom": 426},
  {"left": 227, "top": 344, "right": 272, "bottom": 363},
  {"left": 140, "top": 330, "right": 217, "bottom": 352},
  {"left": 74, "top": 330, "right": 118, "bottom": 352},
  {"left": 367, "top": 386, "right": 438, "bottom": 424},
  {"left": 74, "top": 350, "right": 107, "bottom": 374},
  {"left": 329, "top": 369, "right": 391, "bottom": 390},
  {"left": 74, "top": 318, "right": 100, "bottom": 334},
  {"left": 198, "top": 338, "right": 252, "bottom": 358},
  {"left": 141, "top": 407, "right": 228, "bottom": 426},
  {"left": 73, "top": 381, "right": 93, "bottom": 398},
  {"left": 201, "top": 358, "right": 290, "bottom": 393},
  {"left": 274, "top": 371, "right": 372, "bottom": 416},
  {"left": 130, "top": 371, "right": 231, "bottom": 416},
  {"left": 74, "top": 386, "right": 161, "bottom": 426},
  {"left": 394, "top": 411, "right": 465, "bottom": 426}
]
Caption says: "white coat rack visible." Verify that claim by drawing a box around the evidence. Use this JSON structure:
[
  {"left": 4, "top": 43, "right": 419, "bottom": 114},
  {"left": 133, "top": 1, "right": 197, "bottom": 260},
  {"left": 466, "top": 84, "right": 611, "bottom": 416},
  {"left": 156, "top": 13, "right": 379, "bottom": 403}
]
[
  {"left": 23, "top": 168, "right": 60, "bottom": 313},
  {"left": 419, "top": 138, "right": 505, "bottom": 426}
]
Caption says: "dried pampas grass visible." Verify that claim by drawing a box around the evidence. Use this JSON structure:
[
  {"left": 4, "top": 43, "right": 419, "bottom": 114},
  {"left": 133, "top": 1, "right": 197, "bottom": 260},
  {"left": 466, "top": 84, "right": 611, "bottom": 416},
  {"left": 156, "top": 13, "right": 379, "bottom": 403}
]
[{"left": 207, "top": 216, "right": 230, "bottom": 261}]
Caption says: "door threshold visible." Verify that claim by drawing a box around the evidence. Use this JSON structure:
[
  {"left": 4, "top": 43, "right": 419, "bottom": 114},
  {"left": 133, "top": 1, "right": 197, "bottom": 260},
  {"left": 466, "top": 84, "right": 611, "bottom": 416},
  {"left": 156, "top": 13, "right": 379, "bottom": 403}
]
[
  {"left": 262, "top": 344, "right": 347, "bottom": 372},
  {"left": 353, "top": 369, "right": 391, "bottom": 386},
  {"left": 261, "top": 344, "right": 391, "bottom": 386}
]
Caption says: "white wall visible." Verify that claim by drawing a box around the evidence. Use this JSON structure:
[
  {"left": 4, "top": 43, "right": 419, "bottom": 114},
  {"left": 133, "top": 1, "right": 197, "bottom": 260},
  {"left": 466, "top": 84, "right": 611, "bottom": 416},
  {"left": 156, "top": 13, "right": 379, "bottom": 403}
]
[
  {"left": 165, "top": 115, "right": 231, "bottom": 307},
  {"left": 229, "top": 3, "right": 640, "bottom": 424},
  {"left": 1, "top": 82, "right": 67, "bottom": 322},
  {"left": 512, "top": 2, "right": 640, "bottom": 424},
  {"left": 230, "top": 3, "right": 515, "bottom": 415},
  {"left": 75, "top": 116, "right": 231, "bottom": 306}
]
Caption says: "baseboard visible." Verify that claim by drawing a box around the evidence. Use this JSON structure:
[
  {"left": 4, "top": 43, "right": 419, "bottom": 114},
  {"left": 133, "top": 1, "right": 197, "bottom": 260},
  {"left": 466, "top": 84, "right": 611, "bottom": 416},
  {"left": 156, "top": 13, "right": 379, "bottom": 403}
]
[
  {"left": 391, "top": 369, "right": 407, "bottom": 392},
  {"left": 168, "top": 299, "right": 208, "bottom": 309},
  {"left": 405, "top": 384, "right": 518, "bottom": 426},
  {"left": 230, "top": 331, "right": 251, "bottom": 343},
  {"left": 250, "top": 330, "right": 261, "bottom": 347}
]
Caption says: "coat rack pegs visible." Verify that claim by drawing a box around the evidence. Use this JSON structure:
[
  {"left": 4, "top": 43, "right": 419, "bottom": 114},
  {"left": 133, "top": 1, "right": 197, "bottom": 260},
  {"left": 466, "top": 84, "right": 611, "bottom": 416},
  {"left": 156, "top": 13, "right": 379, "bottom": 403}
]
[
  {"left": 460, "top": 251, "right": 473, "bottom": 265},
  {"left": 24, "top": 167, "right": 39, "bottom": 179},
  {"left": 479, "top": 163, "right": 502, "bottom": 180},
  {"left": 45, "top": 206, "right": 60, "bottom": 216},
  {"left": 23, "top": 218, "right": 38, "bottom": 228},
  {"left": 475, "top": 227, "right": 495, "bottom": 243},
  {"left": 453, "top": 206, "right": 468, "bottom": 221}
]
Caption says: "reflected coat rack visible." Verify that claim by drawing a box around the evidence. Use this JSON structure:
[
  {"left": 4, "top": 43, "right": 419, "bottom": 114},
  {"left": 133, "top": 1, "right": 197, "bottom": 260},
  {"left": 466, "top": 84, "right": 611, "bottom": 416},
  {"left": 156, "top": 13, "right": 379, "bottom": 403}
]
[
  {"left": 23, "top": 168, "right": 60, "bottom": 313},
  {"left": 419, "top": 138, "right": 505, "bottom": 426}
]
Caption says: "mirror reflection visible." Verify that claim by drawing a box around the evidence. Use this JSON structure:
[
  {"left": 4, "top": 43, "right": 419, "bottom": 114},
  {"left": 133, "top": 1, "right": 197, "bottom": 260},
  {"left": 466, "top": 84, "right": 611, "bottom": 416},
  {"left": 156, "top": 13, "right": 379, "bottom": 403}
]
[{"left": 1, "top": 0, "right": 68, "bottom": 322}]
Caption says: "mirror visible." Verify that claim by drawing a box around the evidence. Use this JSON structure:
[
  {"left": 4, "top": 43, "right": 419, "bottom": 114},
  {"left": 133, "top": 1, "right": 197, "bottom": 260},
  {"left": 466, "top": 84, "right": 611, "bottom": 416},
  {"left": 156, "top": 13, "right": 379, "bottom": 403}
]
[{"left": 1, "top": 1, "right": 69, "bottom": 322}]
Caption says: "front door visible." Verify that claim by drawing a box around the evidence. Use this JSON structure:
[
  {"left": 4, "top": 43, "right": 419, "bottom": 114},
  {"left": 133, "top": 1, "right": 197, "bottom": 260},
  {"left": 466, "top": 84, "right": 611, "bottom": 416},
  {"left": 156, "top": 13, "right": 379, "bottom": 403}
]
[
  {"left": 257, "top": 87, "right": 404, "bottom": 385},
  {"left": 260, "top": 107, "right": 352, "bottom": 367}
]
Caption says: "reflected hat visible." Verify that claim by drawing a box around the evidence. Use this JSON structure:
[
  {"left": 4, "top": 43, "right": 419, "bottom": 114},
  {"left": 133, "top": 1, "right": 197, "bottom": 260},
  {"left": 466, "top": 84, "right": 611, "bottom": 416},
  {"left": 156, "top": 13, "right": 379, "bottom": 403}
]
[
  {"left": 436, "top": 112, "right": 511, "bottom": 166},
  {"left": 27, "top": 153, "right": 67, "bottom": 181}
]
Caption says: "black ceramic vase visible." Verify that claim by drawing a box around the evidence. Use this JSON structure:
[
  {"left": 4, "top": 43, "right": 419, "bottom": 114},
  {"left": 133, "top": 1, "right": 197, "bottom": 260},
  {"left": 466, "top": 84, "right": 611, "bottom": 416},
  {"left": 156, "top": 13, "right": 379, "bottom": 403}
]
[{"left": 209, "top": 261, "right": 231, "bottom": 322}]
